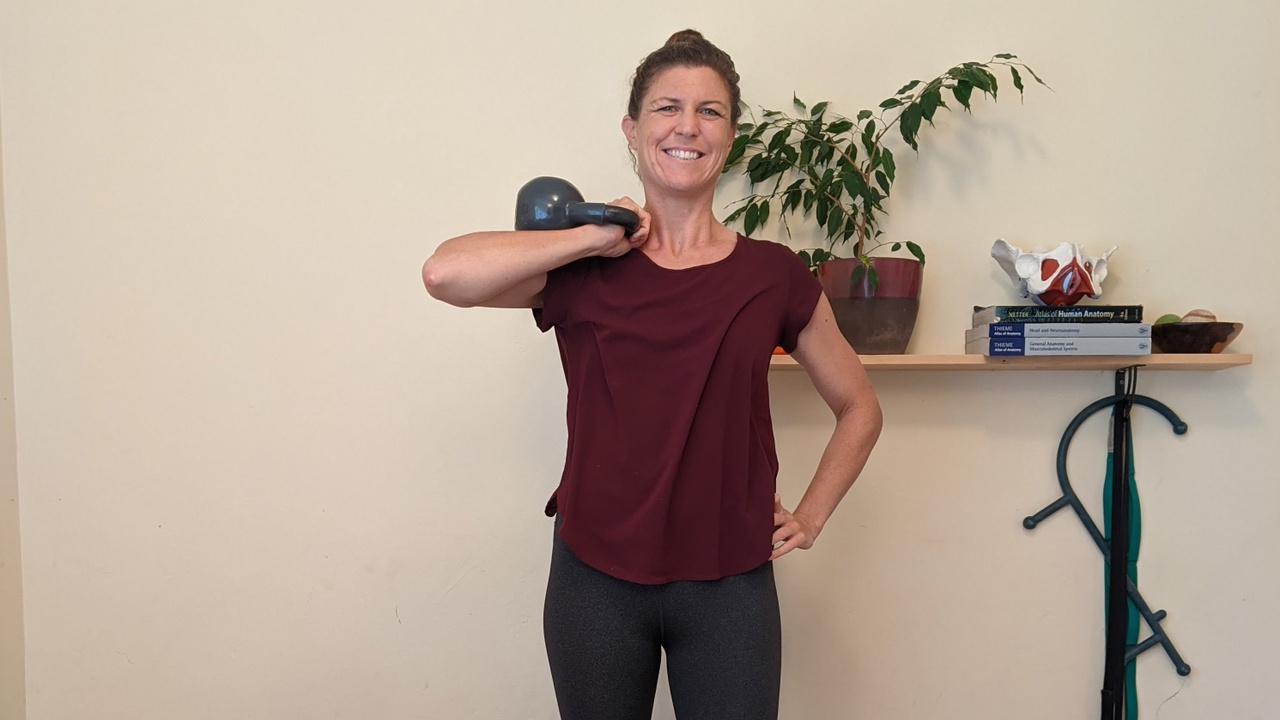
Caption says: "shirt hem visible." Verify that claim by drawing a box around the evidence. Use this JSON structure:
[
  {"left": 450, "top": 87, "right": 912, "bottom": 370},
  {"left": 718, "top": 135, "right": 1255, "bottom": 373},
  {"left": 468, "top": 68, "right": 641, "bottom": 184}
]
[{"left": 557, "top": 524, "right": 772, "bottom": 585}]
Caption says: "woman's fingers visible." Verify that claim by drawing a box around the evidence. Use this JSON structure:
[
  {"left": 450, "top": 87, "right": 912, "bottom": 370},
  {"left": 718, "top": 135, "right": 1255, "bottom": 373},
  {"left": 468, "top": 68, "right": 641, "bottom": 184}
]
[
  {"left": 609, "top": 196, "right": 650, "bottom": 246},
  {"left": 771, "top": 496, "right": 817, "bottom": 560}
]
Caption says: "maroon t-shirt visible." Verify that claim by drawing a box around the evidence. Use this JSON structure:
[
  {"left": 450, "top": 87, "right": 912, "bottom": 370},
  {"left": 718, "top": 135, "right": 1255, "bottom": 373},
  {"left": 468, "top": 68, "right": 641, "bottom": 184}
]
[{"left": 534, "top": 234, "right": 822, "bottom": 584}]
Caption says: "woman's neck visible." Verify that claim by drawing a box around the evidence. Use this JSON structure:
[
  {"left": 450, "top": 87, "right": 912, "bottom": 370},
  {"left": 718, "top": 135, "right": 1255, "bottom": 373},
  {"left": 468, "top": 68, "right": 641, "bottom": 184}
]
[{"left": 641, "top": 190, "right": 731, "bottom": 257}]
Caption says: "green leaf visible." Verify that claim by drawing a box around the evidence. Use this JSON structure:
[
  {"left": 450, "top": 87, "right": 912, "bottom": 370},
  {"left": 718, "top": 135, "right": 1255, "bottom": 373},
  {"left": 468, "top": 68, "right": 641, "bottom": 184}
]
[
  {"left": 744, "top": 202, "right": 759, "bottom": 236},
  {"left": 785, "top": 187, "right": 801, "bottom": 213},
  {"left": 724, "top": 204, "right": 748, "bottom": 224},
  {"left": 850, "top": 263, "right": 866, "bottom": 286},
  {"left": 879, "top": 98, "right": 903, "bottom": 109},
  {"left": 866, "top": 265, "right": 880, "bottom": 291},
  {"left": 816, "top": 195, "right": 829, "bottom": 227},
  {"left": 767, "top": 129, "right": 790, "bottom": 152},
  {"left": 724, "top": 134, "right": 750, "bottom": 168},
  {"left": 799, "top": 138, "right": 815, "bottom": 166},
  {"left": 875, "top": 170, "right": 890, "bottom": 194},
  {"left": 817, "top": 143, "right": 837, "bottom": 166},
  {"left": 905, "top": 240, "right": 926, "bottom": 264},
  {"left": 967, "top": 67, "right": 998, "bottom": 98},
  {"left": 880, "top": 147, "right": 896, "bottom": 182},
  {"left": 811, "top": 101, "right": 828, "bottom": 117},
  {"left": 793, "top": 135, "right": 814, "bottom": 162},
  {"left": 738, "top": 122, "right": 755, "bottom": 133},
  {"left": 952, "top": 80, "right": 974, "bottom": 111},
  {"left": 842, "top": 170, "right": 868, "bottom": 200},
  {"left": 920, "top": 88, "right": 943, "bottom": 123},
  {"left": 758, "top": 200, "right": 770, "bottom": 228},
  {"left": 994, "top": 53, "right": 1016, "bottom": 60},
  {"left": 798, "top": 249, "right": 812, "bottom": 267},
  {"left": 802, "top": 189, "right": 815, "bottom": 212},
  {"left": 857, "top": 109, "right": 873, "bottom": 121},
  {"left": 842, "top": 215, "right": 857, "bottom": 242},
  {"left": 896, "top": 80, "right": 922, "bottom": 95},
  {"left": 899, "top": 103, "right": 923, "bottom": 151},
  {"left": 826, "top": 118, "right": 854, "bottom": 134},
  {"left": 793, "top": 94, "right": 807, "bottom": 111},
  {"left": 861, "top": 120, "right": 876, "bottom": 154},
  {"left": 1010, "top": 66, "right": 1025, "bottom": 96},
  {"left": 890, "top": 242, "right": 902, "bottom": 251},
  {"left": 981, "top": 69, "right": 998, "bottom": 99}
]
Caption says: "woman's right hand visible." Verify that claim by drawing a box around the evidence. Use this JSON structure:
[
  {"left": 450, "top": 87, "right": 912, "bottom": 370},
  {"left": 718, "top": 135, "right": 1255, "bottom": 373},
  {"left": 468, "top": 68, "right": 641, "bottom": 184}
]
[{"left": 592, "top": 196, "right": 650, "bottom": 257}]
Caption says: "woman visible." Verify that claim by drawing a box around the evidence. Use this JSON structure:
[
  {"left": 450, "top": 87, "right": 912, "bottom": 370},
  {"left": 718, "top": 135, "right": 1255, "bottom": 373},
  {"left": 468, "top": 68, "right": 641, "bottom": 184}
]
[{"left": 423, "top": 30, "right": 882, "bottom": 720}]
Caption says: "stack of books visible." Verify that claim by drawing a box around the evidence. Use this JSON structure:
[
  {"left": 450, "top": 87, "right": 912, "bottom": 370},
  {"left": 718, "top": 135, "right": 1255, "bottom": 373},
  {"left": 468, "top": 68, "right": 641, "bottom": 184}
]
[{"left": 966, "top": 304, "right": 1152, "bottom": 357}]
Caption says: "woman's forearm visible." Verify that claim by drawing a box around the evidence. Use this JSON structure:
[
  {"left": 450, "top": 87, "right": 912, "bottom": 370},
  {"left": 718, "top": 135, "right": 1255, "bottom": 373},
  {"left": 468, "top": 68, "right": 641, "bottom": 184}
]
[
  {"left": 422, "top": 226, "right": 604, "bottom": 307},
  {"left": 793, "top": 397, "right": 883, "bottom": 533}
]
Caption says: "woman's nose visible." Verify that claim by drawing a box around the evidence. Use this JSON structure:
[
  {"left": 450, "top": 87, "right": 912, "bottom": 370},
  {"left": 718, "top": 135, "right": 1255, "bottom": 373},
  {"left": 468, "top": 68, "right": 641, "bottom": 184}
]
[{"left": 675, "top": 109, "right": 699, "bottom": 136}]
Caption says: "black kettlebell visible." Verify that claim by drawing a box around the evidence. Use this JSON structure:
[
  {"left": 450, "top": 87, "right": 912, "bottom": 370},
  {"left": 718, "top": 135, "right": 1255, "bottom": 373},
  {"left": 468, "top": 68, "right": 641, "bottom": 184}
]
[{"left": 515, "top": 176, "right": 640, "bottom": 235}]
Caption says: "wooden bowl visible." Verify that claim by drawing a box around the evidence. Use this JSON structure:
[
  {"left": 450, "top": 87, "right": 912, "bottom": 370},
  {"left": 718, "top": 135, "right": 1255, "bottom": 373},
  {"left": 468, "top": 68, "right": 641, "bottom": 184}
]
[{"left": 1151, "top": 322, "right": 1243, "bottom": 353}]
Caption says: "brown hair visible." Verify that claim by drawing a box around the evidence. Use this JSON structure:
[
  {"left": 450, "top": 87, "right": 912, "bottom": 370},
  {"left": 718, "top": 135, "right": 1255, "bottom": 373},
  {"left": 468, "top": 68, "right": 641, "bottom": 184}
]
[{"left": 627, "top": 30, "right": 741, "bottom": 126}]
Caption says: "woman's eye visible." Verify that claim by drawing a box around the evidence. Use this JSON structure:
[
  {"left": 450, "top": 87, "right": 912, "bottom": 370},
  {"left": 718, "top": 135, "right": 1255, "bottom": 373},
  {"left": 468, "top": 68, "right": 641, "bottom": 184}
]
[{"left": 700, "top": 108, "right": 723, "bottom": 118}]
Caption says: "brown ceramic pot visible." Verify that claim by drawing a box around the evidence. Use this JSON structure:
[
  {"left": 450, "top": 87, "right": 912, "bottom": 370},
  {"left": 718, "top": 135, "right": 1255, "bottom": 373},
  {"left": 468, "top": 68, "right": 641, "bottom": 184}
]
[{"left": 818, "top": 256, "right": 923, "bottom": 354}]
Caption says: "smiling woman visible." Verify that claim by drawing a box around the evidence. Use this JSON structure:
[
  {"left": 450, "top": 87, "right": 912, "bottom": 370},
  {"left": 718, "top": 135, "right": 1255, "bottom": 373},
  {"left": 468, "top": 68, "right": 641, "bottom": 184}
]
[
  {"left": 421, "top": 29, "right": 882, "bottom": 720},
  {"left": 622, "top": 63, "right": 736, "bottom": 204}
]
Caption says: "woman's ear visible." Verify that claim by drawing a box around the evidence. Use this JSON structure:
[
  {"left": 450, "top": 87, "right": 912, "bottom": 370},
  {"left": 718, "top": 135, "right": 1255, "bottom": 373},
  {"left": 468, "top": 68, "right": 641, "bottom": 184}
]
[{"left": 621, "top": 115, "right": 637, "bottom": 150}]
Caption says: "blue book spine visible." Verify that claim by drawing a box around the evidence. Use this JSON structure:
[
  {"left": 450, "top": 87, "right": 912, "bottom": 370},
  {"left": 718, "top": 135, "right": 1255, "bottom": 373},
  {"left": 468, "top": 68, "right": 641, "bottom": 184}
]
[
  {"left": 967, "top": 322, "right": 1152, "bottom": 343},
  {"left": 965, "top": 336, "right": 1153, "bottom": 356}
]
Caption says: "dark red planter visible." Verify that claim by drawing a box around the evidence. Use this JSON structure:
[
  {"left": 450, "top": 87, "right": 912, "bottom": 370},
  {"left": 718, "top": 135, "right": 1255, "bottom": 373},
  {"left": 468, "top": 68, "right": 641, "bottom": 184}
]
[{"left": 817, "top": 256, "right": 923, "bottom": 354}]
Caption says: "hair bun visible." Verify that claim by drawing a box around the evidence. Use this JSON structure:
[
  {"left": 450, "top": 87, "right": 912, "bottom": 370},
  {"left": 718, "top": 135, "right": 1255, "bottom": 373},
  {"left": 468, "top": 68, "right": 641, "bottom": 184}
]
[{"left": 665, "top": 29, "right": 706, "bottom": 46}]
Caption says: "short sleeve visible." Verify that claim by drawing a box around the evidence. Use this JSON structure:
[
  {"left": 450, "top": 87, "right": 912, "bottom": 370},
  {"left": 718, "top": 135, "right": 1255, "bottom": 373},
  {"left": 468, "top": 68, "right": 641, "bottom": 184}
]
[
  {"left": 532, "top": 258, "right": 594, "bottom": 332},
  {"left": 778, "top": 250, "right": 823, "bottom": 352}
]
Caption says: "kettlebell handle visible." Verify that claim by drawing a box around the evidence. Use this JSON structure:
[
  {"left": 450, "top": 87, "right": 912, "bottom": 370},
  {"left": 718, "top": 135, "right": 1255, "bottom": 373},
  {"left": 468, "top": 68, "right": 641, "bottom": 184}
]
[{"left": 565, "top": 203, "right": 640, "bottom": 235}]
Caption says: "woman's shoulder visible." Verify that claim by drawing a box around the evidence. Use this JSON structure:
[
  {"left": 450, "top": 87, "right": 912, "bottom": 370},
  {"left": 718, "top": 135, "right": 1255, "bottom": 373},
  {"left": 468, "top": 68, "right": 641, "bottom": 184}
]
[{"left": 737, "top": 234, "right": 808, "bottom": 265}]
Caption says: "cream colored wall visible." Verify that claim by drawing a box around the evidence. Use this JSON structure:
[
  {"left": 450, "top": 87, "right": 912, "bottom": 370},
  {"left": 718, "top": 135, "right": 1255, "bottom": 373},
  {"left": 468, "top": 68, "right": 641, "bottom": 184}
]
[
  {"left": 0, "top": 101, "right": 27, "bottom": 720},
  {"left": 1, "top": 1, "right": 1276, "bottom": 719}
]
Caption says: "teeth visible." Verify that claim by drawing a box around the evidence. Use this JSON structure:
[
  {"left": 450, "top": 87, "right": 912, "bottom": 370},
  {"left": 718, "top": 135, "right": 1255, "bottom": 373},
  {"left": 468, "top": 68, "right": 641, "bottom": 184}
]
[{"left": 665, "top": 149, "right": 701, "bottom": 160}]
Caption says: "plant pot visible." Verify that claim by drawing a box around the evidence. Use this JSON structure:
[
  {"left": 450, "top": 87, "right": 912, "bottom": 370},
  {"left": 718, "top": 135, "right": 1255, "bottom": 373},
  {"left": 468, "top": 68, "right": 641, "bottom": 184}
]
[{"left": 818, "top": 256, "right": 923, "bottom": 355}]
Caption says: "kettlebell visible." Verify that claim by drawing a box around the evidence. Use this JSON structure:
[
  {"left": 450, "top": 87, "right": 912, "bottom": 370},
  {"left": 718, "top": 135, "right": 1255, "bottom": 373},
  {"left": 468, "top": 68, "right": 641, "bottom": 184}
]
[{"left": 514, "top": 176, "right": 639, "bottom": 235}]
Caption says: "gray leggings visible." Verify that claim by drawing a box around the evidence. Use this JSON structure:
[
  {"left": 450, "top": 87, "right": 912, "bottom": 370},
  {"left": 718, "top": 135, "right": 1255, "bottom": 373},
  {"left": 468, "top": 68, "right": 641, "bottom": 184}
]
[{"left": 543, "top": 527, "right": 782, "bottom": 720}]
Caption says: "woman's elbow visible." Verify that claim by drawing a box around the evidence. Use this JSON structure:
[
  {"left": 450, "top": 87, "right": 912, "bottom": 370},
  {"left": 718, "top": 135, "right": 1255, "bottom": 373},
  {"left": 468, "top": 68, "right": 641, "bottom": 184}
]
[
  {"left": 842, "top": 390, "right": 884, "bottom": 441},
  {"left": 865, "top": 396, "right": 885, "bottom": 441},
  {"left": 421, "top": 256, "right": 448, "bottom": 298},
  {"left": 421, "top": 256, "right": 476, "bottom": 307}
]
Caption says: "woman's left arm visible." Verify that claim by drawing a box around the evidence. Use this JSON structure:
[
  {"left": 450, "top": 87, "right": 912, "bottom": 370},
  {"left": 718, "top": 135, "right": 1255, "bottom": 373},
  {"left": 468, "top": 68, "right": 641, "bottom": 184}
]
[{"left": 770, "top": 293, "right": 884, "bottom": 560}]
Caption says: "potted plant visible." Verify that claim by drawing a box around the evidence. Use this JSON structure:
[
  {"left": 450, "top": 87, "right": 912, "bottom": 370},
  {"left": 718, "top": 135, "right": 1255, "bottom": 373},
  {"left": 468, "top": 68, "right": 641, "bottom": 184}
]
[{"left": 721, "top": 55, "right": 1048, "bottom": 353}]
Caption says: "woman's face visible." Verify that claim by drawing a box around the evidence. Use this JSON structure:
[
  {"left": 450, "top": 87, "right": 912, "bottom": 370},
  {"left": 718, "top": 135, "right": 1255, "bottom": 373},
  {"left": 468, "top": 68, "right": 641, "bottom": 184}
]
[{"left": 622, "top": 65, "right": 735, "bottom": 197}]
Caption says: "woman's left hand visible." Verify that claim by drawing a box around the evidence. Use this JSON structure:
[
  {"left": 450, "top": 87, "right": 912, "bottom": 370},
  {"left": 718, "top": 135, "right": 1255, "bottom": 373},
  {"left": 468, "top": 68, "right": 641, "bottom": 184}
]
[{"left": 771, "top": 494, "right": 819, "bottom": 560}]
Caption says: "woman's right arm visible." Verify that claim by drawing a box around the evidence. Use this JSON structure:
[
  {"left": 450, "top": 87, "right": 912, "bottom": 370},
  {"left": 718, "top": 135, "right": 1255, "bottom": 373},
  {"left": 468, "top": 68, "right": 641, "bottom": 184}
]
[{"left": 422, "top": 199, "right": 649, "bottom": 309}]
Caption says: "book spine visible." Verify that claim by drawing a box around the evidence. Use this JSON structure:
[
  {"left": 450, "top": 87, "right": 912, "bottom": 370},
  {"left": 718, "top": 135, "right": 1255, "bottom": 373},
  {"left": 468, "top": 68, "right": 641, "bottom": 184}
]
[
  {"left": 966, "top": 322, "right": 1152, "bottom": 343},
  {"left": 965, "top": 336, "right": 1153, "bottom": 356},
  {"left": 971, "top": 305, "right": 1144, "bottom": 325}
]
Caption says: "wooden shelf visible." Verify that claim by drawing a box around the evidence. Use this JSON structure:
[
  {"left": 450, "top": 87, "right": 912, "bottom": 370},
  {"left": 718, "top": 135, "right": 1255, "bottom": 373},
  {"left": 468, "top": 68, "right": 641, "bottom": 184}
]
[{"left": 770, "top": 353, "right": 1253, "bottom": 372}]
